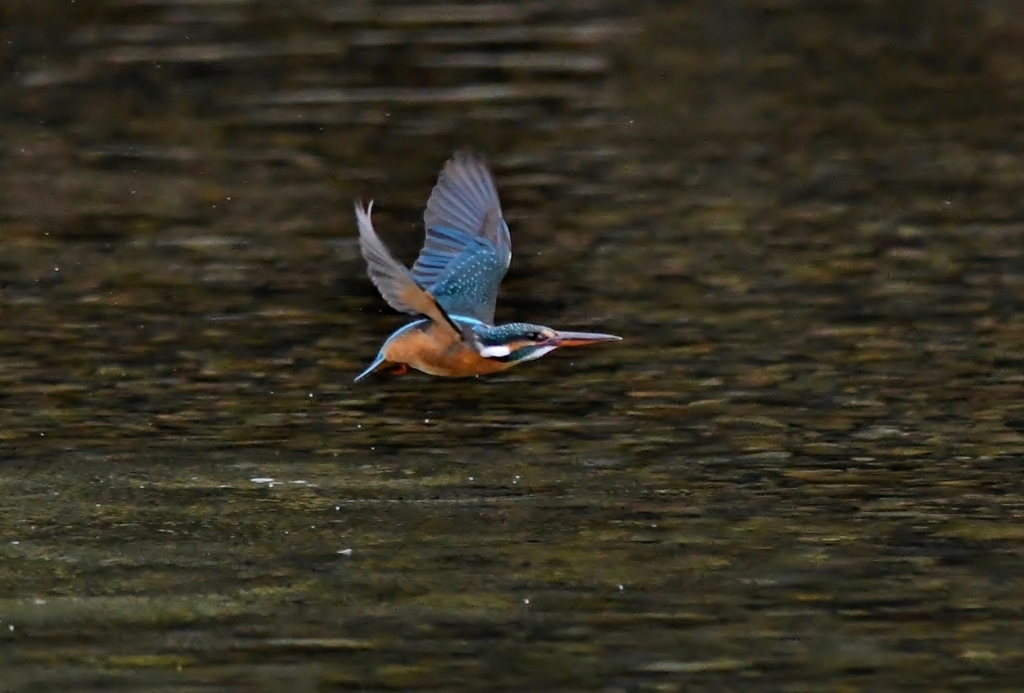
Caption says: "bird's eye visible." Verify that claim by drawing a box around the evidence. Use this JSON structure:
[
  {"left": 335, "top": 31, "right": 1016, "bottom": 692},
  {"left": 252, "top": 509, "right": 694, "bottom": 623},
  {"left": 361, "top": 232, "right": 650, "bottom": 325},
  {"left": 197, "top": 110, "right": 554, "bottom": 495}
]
[{"left": 528, "top": 331, "right": 544, "bottom": 342}]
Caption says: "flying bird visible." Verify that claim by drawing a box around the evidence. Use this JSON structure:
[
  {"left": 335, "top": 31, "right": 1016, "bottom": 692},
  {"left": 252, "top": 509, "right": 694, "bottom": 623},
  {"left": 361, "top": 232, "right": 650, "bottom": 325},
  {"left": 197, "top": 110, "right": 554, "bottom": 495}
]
[{"left": 354, "top": 151, "right": 620, "bottom": 382}]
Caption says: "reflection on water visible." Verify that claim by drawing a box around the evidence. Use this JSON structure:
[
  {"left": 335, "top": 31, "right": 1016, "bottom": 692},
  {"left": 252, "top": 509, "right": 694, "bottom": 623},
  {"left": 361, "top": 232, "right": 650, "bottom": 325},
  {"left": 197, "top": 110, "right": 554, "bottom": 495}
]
[{"left": 2, "top": 0, "right": 1024, "bottom": 690}]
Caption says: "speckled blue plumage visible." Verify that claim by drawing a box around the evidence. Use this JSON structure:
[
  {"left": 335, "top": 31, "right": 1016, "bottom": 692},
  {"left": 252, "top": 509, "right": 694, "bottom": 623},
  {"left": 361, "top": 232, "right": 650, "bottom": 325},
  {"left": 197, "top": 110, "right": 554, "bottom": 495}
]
[
  {"left": 411, "top": 151, "right": 512, "bottom": 324},
  {"left": 468, "top": 321, "right": 553, "bottom": 363},
  {"left": 426, "top": 231, "right": 509, "bottom": 324}
]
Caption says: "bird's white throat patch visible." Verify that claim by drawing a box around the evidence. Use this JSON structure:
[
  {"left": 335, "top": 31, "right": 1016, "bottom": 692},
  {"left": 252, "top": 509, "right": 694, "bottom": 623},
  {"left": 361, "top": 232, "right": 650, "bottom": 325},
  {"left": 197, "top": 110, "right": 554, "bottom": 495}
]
[{"left": 479, "top": 344, "right": 511, "bottom": 358}]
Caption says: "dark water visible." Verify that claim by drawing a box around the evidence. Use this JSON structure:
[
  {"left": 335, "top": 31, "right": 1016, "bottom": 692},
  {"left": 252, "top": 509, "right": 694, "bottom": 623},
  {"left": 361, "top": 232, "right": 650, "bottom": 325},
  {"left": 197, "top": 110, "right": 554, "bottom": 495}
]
[{"left": 2, "top": 1, "right": 1024, "bottom": 690}]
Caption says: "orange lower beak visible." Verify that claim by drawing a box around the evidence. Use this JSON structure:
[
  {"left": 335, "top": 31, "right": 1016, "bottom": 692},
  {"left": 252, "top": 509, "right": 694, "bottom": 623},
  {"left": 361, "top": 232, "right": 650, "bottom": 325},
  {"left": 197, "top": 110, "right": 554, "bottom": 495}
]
[{"left": 549, "top": 330, "right": 622, "bottom": 348}]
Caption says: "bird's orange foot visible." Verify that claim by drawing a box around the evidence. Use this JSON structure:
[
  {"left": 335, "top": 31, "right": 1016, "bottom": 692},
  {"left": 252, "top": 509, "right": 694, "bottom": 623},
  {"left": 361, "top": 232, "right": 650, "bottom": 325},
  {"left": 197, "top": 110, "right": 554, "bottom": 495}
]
[{"left": 391, "top": 364, "right": 409, "bottom": 376}]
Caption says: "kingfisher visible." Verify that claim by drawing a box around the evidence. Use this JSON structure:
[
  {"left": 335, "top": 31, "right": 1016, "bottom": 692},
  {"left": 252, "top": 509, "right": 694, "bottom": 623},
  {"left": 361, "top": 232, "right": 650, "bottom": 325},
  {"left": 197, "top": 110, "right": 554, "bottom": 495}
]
[{"left": 353, "top": 150, "right": 620, "bottom": 382}]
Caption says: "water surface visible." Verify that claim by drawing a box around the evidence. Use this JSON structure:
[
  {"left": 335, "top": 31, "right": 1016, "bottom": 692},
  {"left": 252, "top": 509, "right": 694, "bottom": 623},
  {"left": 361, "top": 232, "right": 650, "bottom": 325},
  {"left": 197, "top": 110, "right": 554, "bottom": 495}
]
[{"left": 2, "top": 1, "right": 1024, "bottom": 690}]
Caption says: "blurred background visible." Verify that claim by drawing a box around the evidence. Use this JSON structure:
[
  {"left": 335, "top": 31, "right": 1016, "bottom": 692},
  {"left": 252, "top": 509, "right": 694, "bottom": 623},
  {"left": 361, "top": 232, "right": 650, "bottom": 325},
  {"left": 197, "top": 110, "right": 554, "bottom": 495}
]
[{"left": 2, "top": 0, "right": 1023, "bottom": 690}]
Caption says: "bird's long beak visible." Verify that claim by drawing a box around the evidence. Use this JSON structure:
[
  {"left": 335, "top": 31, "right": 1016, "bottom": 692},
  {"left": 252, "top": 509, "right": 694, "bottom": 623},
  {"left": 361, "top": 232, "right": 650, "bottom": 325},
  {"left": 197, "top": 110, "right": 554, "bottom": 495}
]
[{"left": 549, "top": 330, "right": 622, "bottom": 348}]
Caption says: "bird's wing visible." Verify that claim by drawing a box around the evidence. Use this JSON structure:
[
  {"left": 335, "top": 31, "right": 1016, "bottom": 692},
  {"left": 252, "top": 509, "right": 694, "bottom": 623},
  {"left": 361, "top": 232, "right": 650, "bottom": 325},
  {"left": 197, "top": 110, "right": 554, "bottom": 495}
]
[
  {"left": 412, "top": 151, "right": 512, "bottom": 324},
  {"left": 355, "top": 201, "right": 464, "bottom": 341}
]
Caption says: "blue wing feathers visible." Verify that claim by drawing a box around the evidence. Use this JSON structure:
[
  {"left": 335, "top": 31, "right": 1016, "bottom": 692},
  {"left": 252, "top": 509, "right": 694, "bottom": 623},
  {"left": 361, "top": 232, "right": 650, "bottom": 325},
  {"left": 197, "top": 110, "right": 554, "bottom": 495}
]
[
  {"left": 411, "top": 225, "right": 474, "bottom": 285},
  {"left": 411, "top": 151, "right": 513, "bottom": 324}
]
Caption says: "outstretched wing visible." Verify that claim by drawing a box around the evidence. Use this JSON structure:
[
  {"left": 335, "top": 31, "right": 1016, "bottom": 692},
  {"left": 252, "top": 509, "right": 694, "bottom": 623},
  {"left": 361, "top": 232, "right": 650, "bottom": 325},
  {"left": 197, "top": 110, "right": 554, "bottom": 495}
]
[
  {"left": 354, "top": 201, "right": 463, "bottom": 340},
  {"left": 412, "top": 151, "right": 512, "bottom": 324}
]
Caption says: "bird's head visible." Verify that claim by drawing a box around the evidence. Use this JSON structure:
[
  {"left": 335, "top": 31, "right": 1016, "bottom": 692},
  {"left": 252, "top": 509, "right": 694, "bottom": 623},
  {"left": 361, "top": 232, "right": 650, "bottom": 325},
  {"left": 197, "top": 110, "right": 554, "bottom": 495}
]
[{"left": 475, "top": 322, "right": 621, "bottom": 365}]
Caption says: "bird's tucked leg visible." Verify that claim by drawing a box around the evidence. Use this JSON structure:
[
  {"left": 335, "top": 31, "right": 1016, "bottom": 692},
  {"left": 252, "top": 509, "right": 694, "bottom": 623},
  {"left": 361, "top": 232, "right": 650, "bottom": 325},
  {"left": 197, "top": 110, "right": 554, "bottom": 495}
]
[{"left": 391, "top": 363, "right": 409, "bottom": 376}]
